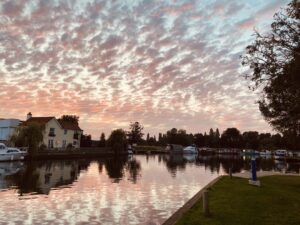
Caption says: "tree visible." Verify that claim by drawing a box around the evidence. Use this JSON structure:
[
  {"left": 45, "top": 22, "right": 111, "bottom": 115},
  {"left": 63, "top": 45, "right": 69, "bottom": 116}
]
[
  {"left": 127, "top": 122, "right": 144, "bottom": 144},
  {"left": 242, "top": 131, "right": 259, "bottom": 149},
  {"left": 194, "top": 133, "right": 204, "bottom": 147},
  {"left": 80, "top": 134, "right": 92, "bottom": 147},
  {"left": 166, "top": 128, "right": 178, "bottom": 144},
  {"left": 59, "top": 115, "right": 79, "bottom": 124},
  {"left": 158, "top": 133, "right": 167, "bottom": 145},
  {"left": 208, "top": 128, "right": 220, "bottom": 147},
  {"left": 221, "top": 128, "right": 242, "bottom": 148},
  {"left": 99, "top": 133, "right": 106, "bottom": 147},
  {"left": 215, "top": 128, "right": 220, "bottom": 147},
  {"left": 107, "top": 129, "right": 127, "bottom": 154},
  {"left": 242, "top": 1, "right": 300, "bottom": 148},
  {"left": 166, "top": 128, "right": 193, "bottom": 146},
  {"left": 10, "top": 123, "right": 43, "bottom": 156}
]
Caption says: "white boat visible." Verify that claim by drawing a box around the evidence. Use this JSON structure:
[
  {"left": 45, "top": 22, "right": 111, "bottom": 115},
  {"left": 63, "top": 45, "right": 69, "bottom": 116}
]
[
  {"left": 260, "top": 150, "right": 272, "bottom": 156},
  {"left": 0, "top": 143, "right": 25, "bottom": 161},
  {"left": 127, "top": 145, "right": 133, "bottom": 154},
  {"left": 274, "top": 150, "right": 287, "bottom": 160},
  {"left": 183, "top": 146, "right": 198, "bottom": 154}
]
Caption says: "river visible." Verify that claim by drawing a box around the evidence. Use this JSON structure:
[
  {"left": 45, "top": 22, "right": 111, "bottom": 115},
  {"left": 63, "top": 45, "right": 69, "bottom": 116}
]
[{"left": 0, "top": 155, "right": 298, "bottom": 225}]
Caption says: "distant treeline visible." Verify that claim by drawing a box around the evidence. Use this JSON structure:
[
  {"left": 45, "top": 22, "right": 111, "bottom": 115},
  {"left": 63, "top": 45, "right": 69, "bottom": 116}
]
[
  {"left": 81, "top": 127, "right": 299, "bottom": 150},
  {"left": 151, "top": 128, "right": 298, "bottom": 150}
]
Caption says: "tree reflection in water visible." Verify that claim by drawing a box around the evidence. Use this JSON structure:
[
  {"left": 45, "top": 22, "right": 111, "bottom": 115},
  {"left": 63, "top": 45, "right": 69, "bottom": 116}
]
[
  {"left": 161, "top": 154, "right": 300, "bottom": 176},
  {"left": 0, "top": 155, "right": 299, "bottom": 196},
  {"left": 126, "top": 158, "right": 142, "bottom": 183},
  {"left": 104, "top": 156, "right": 128, "bottom": 182},
  {"left": 102, "top": 156, "right": 142, "bottom": 183}
]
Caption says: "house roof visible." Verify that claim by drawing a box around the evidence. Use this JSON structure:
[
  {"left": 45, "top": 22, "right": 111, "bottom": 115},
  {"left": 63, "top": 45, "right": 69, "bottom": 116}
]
[
  {"left": 22, "top": 117, "right": 55, "bottom": 126},
  {"left": 58, "top": 120, "right": 82, "bottom": 131}
]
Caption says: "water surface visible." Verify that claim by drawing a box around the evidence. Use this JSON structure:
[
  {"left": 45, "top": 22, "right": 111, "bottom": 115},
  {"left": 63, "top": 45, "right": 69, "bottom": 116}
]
[{"left": 0, "top": 155, "right": 298, "bottom": 225}]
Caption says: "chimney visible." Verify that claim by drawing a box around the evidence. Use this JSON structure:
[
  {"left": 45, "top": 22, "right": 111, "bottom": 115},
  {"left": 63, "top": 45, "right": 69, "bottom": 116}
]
[{"left": 27, "top": 112, "right": 32, "bottom": 120}]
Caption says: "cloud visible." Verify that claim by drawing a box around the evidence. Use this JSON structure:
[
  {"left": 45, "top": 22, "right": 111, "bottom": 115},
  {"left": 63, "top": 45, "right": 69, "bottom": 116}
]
[
  {"left": 236, "top": 0, "right": 289, "bottom": 30},
  {"left": 0, "top": 0, "right": 289, "bottom": 137}
]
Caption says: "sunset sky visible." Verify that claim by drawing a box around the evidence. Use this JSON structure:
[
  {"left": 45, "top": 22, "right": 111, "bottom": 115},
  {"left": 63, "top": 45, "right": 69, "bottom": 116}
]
[{"left": 0, "top": 0, "right": 290, "bottom": 138}]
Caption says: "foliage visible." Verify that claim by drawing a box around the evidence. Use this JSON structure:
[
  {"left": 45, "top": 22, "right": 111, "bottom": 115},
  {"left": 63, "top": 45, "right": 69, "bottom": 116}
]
[
  {"left": 66, "top": 143, "right": 73, "bottom": 150},
  {"left": 59, "top": 115, "right": 79, "bottom": 124},
  {"left": 158, "top": 133, "right": 167, "bottom": 145},
  {"left": 166, "top": 128, "right": 194, "bottom": 146},
  {"left": 127, "top": 122, "right": 144, "bottom": 144},
  {"left": 80, "top": 134, "right": 92, "bottom": 147},
  {"left": 242, "top": 131, "right": 259, "bottom": 149},
  {"left": 176, "top": 176, "right": 300, "bottom": 225},
  {"left": 107, "top": 129, "right": 127, "bottom": 154},
  {"left": 137, "top": 126, "right": 292, "bottom": 150},
  {"left": 242, "top": 0, "right": 300, "bottom": 148},
  {"left": 208, "top": 128, "right": 220, "bottom": 147},
  {"left": 194, "top": 133, "right": 205, "bottom": 147},
  {"left": 10, "top": 123, "right": 44, "bottom": 156},
  {"left": 39, "top": 144, "right": 47, "bottom": 151},
  {"left": 99, "top": 132, "right": 106, "bottom": 147},
  {"left": 221, "top": 128, "right": 242, "bottom": 148}
]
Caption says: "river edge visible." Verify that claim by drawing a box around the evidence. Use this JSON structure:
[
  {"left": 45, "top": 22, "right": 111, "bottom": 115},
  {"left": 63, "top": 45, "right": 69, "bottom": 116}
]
[{"left": 162, "top": 176, "right": 224, "bottom": 225}]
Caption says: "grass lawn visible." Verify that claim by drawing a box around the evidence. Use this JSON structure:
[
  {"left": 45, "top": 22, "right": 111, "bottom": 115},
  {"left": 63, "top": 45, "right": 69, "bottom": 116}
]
[{"left": 176, "top": 176, "right": 300, "bottom": 225}]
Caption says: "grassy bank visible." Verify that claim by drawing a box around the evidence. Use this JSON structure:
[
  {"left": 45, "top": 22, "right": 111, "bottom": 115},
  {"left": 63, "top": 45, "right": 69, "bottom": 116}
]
[{"left": 176, "top": 176, "right": 300, "bottom": 225}]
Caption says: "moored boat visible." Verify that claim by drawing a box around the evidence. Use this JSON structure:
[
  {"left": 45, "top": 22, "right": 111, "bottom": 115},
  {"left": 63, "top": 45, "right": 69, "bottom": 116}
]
[
  {"left": 183, "top": 145, "right": 198, "bottom": 154},
  {"left": 0, "top": 143, "right": 26, "bottom": 161},
  {"left": 242, "top": 149, "right": 260, "bottom": 156},
  {"left": 274, "top": 149, "right": 287, "bottom": 160},
  {"left": 260, "top": 150, "right": 272, "bottom": 156}
]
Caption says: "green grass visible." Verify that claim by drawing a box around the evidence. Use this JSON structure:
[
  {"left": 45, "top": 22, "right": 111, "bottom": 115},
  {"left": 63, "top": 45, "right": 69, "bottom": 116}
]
[{"left": 176, "top": 176, "right": 300, "bottom": 225}]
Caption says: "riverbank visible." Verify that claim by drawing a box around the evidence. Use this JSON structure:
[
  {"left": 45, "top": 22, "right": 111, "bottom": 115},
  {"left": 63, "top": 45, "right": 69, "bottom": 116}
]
[
  {"left": 172, "top": 176, "right": 300, "bottom": 225},
  {"left": 134, "top": 145, "right": 168, "bottom": 154},
  {"left": 24, "top": 146, "right": 168, "bottom": 160},
  {"left": 25, "top": 148, "right": 115, "bottom": 160}
]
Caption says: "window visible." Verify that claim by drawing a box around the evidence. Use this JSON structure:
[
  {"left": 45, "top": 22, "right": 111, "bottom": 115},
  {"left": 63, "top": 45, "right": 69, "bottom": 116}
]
[
  {"left": 48, "top": 139, "right": 54, "bottom": 149},
  {"left": 63, "top": 140, "right": 66, "bottom": 148},
  {"left": 64, "top": 129, "right": 68, "bottom": 135},
  {"left": 49, "top": 128, "right": 56, "bottom": 137},
  {"left": 7, "top": 150, "right": 18, "bottom": 153}
]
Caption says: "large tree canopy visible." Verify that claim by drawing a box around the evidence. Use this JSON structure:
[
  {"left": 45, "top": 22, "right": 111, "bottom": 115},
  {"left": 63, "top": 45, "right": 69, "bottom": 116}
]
[
  {"left": 242, "top": 0, "right": 300, "bottom": 145},
  {"left": 59, "top": 115, "right": 79, "bottom": 124},
  {"left": 108, "top": 129, "right": 127, "bottom": 154}
]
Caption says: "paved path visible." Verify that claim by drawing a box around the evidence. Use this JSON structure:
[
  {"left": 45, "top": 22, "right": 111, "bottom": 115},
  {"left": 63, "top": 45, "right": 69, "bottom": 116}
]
[{"left": 233, "top": 171, "right": 300, "bottom": 178}]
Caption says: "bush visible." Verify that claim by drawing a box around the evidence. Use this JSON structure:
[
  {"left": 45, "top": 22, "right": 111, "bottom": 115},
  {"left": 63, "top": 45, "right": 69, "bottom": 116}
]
[
  {"left": 10, "top": 123, "right": 43, "bottom": 156},
  {"left": 66, "top": 143, "right": 73, "bottom": 151},
  {"left": 39, "top": 144, "right": 47, "bottom": 151}
]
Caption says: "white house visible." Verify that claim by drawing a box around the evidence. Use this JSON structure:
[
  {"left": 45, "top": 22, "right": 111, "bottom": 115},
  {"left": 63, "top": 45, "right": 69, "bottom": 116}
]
[
  {"left": 0, "top": 119, "right": 21, "bottom": 142},
  {"left": 22, "top": 113, "right": 83, "bottom": 149}
]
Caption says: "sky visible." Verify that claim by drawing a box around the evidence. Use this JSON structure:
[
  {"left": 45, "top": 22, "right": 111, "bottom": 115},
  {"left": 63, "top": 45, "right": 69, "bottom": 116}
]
[{"left": 0, "top": 0, "right": 290, "bottom": 138}]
